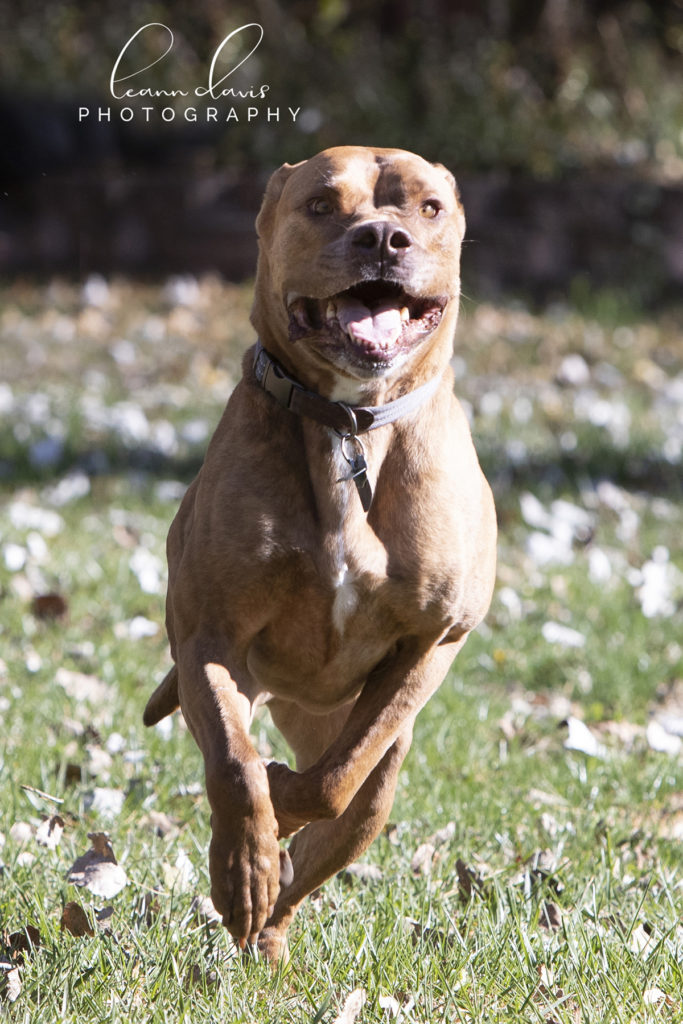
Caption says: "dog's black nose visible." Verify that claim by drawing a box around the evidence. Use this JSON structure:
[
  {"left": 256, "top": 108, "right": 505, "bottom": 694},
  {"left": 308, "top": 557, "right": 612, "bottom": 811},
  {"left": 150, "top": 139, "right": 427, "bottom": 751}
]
[{"left": 351, "top": 221, "right": 413, "bottom": 258}]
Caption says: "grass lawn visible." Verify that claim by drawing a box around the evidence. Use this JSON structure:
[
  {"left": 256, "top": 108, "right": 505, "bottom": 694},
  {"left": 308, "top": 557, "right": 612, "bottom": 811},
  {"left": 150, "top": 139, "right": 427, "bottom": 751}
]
[{"left": 0, "top": 278, "right": 681, "bottom": 1022}]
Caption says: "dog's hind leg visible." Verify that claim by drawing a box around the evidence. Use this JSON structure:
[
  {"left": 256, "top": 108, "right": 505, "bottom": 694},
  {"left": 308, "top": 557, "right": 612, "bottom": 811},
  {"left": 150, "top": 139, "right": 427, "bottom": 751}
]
[{"left": 256, "top": 724, "right": 413, "bottom": 962}]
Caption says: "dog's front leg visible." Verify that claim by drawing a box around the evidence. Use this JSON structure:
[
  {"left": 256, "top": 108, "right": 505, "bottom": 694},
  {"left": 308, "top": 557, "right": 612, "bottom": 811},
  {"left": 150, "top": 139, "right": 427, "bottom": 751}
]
[
  {"left": 267, "top": 635, "right": 466, "bottom": 837},
  {"left": 176, "top": 638, "right": 281, "bottom": 947}
]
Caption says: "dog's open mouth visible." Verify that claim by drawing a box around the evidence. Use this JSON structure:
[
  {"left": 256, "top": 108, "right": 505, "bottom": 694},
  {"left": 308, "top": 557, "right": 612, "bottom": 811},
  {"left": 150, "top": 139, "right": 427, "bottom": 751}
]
[{"left": 288, "top": 280, "right": 447, "bottom": 369}]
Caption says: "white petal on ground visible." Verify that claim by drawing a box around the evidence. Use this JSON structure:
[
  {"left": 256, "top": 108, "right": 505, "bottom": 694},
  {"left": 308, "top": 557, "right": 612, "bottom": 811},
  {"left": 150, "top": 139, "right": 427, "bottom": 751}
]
[
  {"left": 564, "top": 716, "right": 607, "bottom": 759},
  {"left": 84, "top": 788, "right": 126, "bottom": 819},
  {"left": 55, "top": 668, "right": 113, "bottom": 704},
  {"left": 3, "top": 544, "right": 27, "bottom": 572},
  {"left": 542, "top": 621, "right": 586, "bottom": 648},
  {"left": 43, "top": 471, "right": 91, "bottom": 506},
  {"left": 331, "top": 989, "right": 367, "bottom": 1024},
  {"left": 646, "top": 720, "right": 682, "bottom": 756},
  {"left": 636, "top": 547, "right": 682, "bottom": 618},
  {"left": 129, "top": 547, "right": 164, "bottom": 595}
]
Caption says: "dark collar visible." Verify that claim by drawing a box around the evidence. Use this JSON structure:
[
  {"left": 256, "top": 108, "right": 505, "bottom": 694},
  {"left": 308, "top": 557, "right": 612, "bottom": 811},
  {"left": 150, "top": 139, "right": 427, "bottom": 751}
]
[
  {"left": 253, "top": 342, "right": 442, "bottom": 438},
  {"left": 252, "top": 342, "right": 442, "bottom": 513}
]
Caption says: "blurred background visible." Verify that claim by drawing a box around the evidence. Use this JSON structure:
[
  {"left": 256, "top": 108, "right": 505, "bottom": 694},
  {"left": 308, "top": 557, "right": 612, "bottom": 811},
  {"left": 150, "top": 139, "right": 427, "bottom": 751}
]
[{"left": 1, "top": 0, "right": 682, "bottom": 305}]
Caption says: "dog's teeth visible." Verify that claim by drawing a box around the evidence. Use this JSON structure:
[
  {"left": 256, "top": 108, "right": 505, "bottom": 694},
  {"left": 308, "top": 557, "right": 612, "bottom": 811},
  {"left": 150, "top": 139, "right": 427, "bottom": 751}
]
[
  {"left": 400, "top": 307, "right": 410, "bottom": 323},
  {"left": 326, "top": 302, "right": 336, "bottom": 321}
]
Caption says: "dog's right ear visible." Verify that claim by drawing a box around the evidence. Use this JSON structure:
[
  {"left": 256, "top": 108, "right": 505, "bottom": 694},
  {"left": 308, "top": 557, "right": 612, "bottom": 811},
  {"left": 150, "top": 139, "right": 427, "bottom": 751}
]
[{"left": 255, "top": 160, "right": 305, "bottom": 239}]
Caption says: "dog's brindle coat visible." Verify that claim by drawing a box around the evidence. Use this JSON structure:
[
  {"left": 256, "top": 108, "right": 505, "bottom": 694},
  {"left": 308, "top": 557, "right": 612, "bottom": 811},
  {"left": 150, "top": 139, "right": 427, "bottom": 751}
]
[{"left": 144, "top": 146, "right": 497, "bottom": 961}]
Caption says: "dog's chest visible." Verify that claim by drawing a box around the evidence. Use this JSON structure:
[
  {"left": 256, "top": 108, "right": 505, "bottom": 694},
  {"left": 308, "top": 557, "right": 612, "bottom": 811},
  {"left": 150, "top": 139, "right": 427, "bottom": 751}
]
[{"left": 243, "top": 510, "right": 458, "bottom": 712}]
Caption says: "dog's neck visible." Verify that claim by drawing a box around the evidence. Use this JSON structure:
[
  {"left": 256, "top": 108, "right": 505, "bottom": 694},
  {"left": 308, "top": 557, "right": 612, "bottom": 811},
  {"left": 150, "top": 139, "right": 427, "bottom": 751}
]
[{"left": 252, "top": 342, "right": 443, "bottom": 513}]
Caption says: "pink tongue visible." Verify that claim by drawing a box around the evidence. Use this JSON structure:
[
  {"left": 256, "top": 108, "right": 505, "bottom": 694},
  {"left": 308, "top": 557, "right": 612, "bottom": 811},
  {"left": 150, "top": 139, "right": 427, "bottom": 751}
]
[{"left": 335, "top": 296, "right": 403, "bottom": 348}]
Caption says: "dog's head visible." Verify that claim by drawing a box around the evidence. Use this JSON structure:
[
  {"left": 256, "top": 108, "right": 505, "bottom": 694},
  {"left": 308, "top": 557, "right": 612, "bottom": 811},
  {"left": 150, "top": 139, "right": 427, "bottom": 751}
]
[{"left": 251, "top": 146, "right": 466, "bottom": 396}]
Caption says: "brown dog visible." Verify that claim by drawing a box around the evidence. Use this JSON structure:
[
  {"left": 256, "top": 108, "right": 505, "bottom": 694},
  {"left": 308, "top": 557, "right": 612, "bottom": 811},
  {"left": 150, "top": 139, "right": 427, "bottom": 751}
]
[{"left": 143, "top": 145, "right": 496, "bottom": 961}]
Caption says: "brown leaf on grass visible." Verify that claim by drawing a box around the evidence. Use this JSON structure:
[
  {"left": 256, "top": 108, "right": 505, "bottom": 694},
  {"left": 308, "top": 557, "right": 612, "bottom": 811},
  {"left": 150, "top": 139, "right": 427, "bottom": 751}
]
[
  {"left": 31, "top": 592, "right": 68, "bottom": 621},
  {"left": 404, "top": 917, "right": 457, "bottom": 950},
  {"left": 0, "top": 964, "right": 22, "bottom": 1003},
  {"left": 383, "top": 823, "right": 401, "bottom": 846},
  {"left": 136, "top": 892, "right": 162, "bottom": 928},
  {"left": 187, "top": 964, "right": 220, "bottom": 989},
  {"left": 456, "top": 858, "right": 486, "bottom": 902},
  {"left": 142, "top": 810, "right": 179, "bottom": 838},
  {"left": 428, "top": 821, "right": 456, "bottom": 847},
  {"left": 539, "top": 901, "right": 562, "bottom": 931},
  {"left": 61, "top": 902, "right": 94, "bottom": 938},
  {"left": 332, "top": 989, "right": 366, "bottom": 1024},
  {"left": 411, "top": 842, "right": 436, "bottom": 876},
  {"left": 64, "top": 763, "right": 84, "bottom": 786},
  {"left": 6, "top": 926, "right": 41, "bottom": 962},
  {"left": 67, "top": 832, "right": 128, "bottom": 898},
  {"left": 95, "top": 907, "right": 115, "bottom": 935},
  {"left": 518, "top": 850, "right": 565, "bottom": 895},
  {"left": 35, "top": 815, "right": 64, "bottom": 850}
]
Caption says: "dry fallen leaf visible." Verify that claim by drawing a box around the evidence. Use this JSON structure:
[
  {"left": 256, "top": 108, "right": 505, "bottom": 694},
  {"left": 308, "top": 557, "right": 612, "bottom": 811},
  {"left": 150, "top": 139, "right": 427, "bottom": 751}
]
[
  {"left": 135, "top": 891, "right": 162, "bottom": 928},
  {"left": 332, "top": 989, "right": 367, "bottom": 1024},
  {"left": 539, "top": 901, "right": 562, "bottom": 931},
  {"left": 95, "top": 907, "right": 115, "bottom": 935},
  {"left": 340, "top": 863, "right": 383, "bottom": 884},
  {"left": 61, "top": 901, "right": 95, "bottom": 937},
  {"left": 6, "top": 926, "right": 41, "bottom": 962},
  {"left": 0, "top": 964, "right": 22, "bottom": 1003},
  {"left": 404, "top": 917, "right": 457, "bottom": 949},
  {"left": 9, "top": 822, "right": 34, "bottom": 845},
  {"left": 31, "top": 592, "right": 68, "bottom": 621},
  {"left": 55, "top": 667, "right": 113, "bottom": 704},
  {"left": 643, "top": 987, "right": 674, "bottom": 1007},
  {"left": 411, "top": 842, "right": 436, "bottom": 876},
  {"left": 83, "top": 787, "right": 125, "bottom": 819},
  {"left": 143, "top": 810, "right": 179, "bottom": 838},
  {"left": 67, "top": 832, "right": 128, "bottom": 898},
  {"left": 379, "top": 993, "right": 401, "bottom": 1017},
  {"left": 162, "top": 849, "right": 197, "bottom": 892},
  {"left": 35, "top": 815, "right": 64, "bottom": 850},
  {"left": 630, "top": 922, "right": 656, "bottom": 958},
  {"left": 187, "top": 964, "right": 220, "bottom": 989},
  {"left": 428, "top": 821, "right": 456, "bottom": 847},
  {"left": 455, "top": 858, "right": 486, "bottom": 902}
]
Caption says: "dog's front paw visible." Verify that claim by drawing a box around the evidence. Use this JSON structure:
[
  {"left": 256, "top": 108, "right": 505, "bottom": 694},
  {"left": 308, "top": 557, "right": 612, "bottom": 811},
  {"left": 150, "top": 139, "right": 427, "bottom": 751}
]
[{"left": 208, "top": 812, "right": 281, "bottom": 947}]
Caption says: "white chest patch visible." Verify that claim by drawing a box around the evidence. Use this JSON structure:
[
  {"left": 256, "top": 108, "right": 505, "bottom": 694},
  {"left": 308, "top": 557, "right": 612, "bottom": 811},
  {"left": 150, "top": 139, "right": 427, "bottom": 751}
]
[{"left": 332, "top": 563, "right": 358, "bottom": 634}]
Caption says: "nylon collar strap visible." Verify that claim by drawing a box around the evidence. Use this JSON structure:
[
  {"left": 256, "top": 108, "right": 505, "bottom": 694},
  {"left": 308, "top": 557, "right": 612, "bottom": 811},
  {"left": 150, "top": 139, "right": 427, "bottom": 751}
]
[
  {"left": 253, "top": 342, "right": 443, "bottom": 514},
  {"left": 253, "top": 342, "right": 442, "bottom": 438}
]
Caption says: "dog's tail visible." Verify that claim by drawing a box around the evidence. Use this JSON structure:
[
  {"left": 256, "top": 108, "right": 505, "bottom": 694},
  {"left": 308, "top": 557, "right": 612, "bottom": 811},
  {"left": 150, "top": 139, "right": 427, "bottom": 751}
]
[{"left": 143, "top": 665, "right": 180, "bottom": 726}]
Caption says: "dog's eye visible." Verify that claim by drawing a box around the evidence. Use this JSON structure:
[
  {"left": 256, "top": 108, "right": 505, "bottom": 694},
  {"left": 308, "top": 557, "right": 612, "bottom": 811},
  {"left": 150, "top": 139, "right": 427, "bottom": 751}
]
[
  {"left": 308, "top": 197, "right": 334, "bottom": 215},
  {"left": 419, "top": 200, "right": 441, "bottom": 219}
]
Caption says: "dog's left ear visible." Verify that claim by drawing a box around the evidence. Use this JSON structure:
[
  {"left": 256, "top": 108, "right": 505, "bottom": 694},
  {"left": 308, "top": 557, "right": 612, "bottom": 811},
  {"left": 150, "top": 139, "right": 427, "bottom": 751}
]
[
  {"left": 255, "top": 160, "right": 306, "bottom": 240},
  {"left": 432, "top": 162, "right": 466, "bottom": 241}
]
